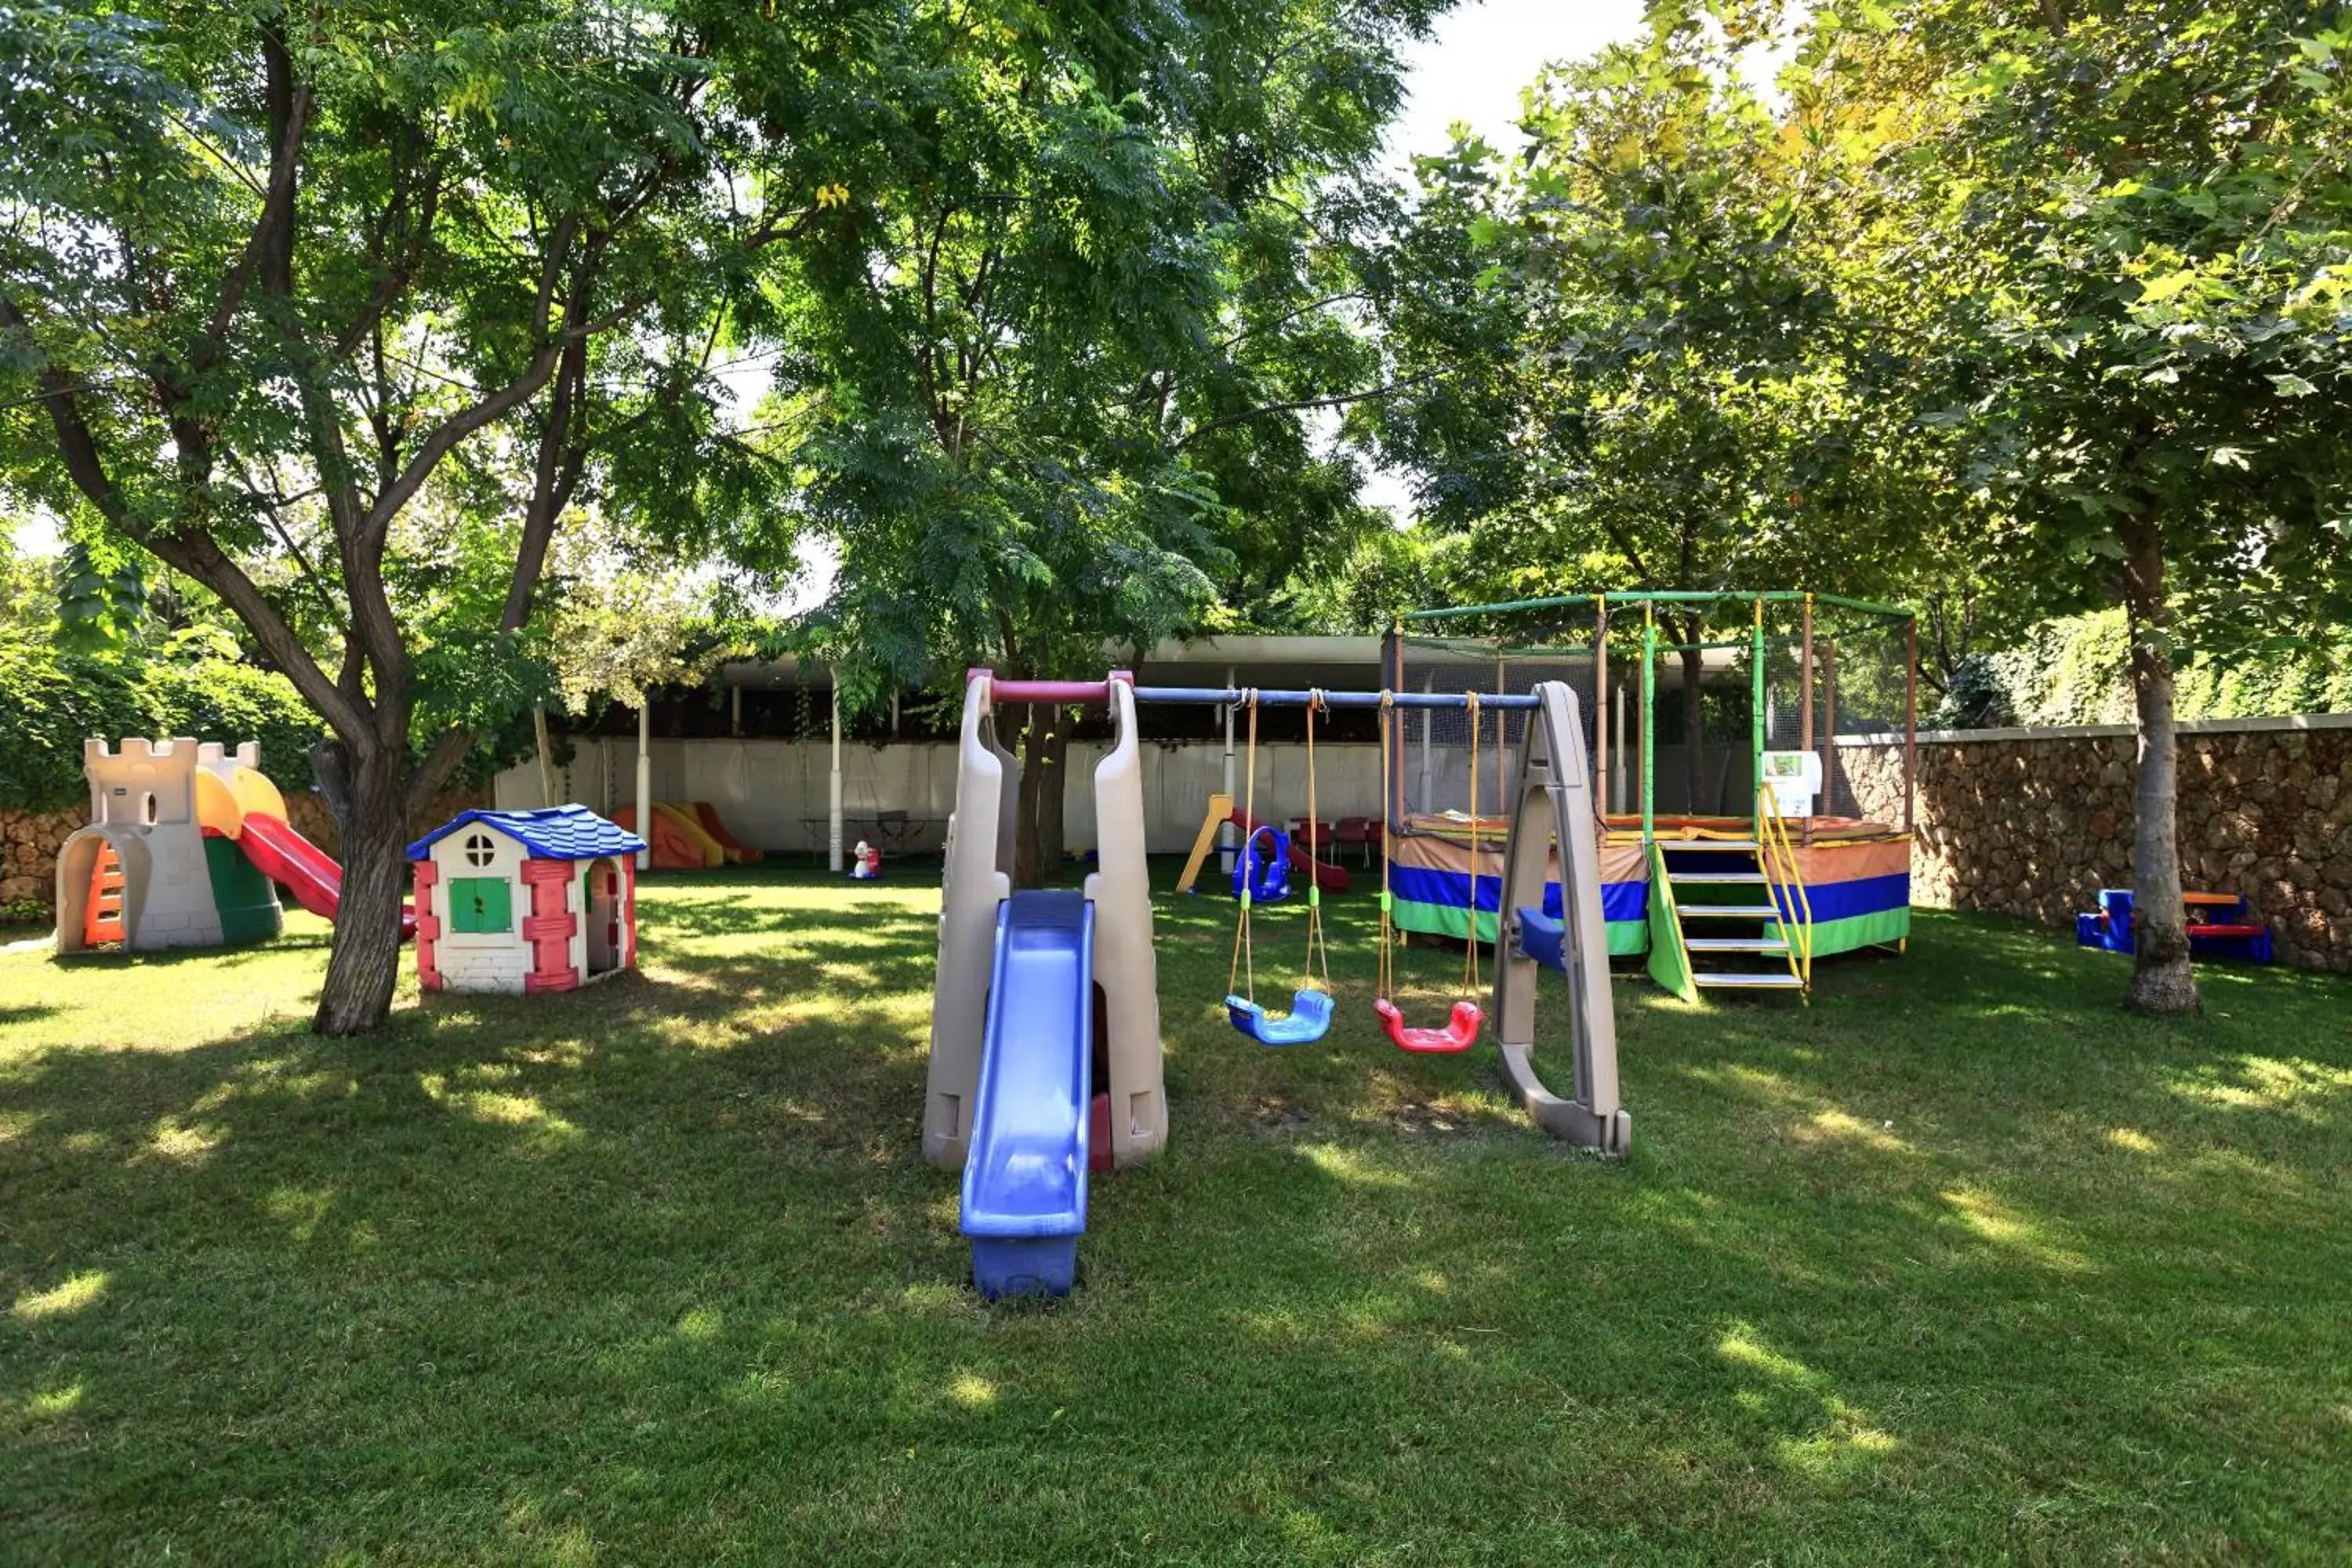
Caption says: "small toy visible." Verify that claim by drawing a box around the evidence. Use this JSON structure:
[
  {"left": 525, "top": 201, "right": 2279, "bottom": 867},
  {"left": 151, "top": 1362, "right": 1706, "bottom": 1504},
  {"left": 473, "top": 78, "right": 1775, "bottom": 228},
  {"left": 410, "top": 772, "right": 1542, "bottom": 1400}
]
[
  {"left": 850, "top": 839, "right": 882, "bottom": 880},
  {"left": 407, "top": 806, "right": 645, "bottom": 994}
]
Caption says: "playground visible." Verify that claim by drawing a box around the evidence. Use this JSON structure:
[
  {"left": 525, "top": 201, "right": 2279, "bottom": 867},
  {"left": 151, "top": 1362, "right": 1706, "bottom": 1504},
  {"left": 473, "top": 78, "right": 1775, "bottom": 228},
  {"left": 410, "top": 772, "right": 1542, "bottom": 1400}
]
[{"left": 3, "top": 866, "right": 2347, "bottom": 1563}]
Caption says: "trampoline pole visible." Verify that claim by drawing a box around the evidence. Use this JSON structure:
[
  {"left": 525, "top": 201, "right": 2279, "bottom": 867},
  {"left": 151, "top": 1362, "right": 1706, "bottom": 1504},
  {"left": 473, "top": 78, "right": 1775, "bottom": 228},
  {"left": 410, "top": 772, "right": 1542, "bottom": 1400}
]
[
  {"left": 1641, "top": 607, "right": 1656, "bottom": 848},
  {"left": 1751, "top": 597, "right": 1766, "bottom": 829},
  {"left": 1801, "top": 595, "right": 1814, "bottom": 847},
  {"left": 1594, "top": 596, "right": 1610, "bottom": 827},
  {"left": 1906, "top": 616, "right": 1919, "bottom": 833}
]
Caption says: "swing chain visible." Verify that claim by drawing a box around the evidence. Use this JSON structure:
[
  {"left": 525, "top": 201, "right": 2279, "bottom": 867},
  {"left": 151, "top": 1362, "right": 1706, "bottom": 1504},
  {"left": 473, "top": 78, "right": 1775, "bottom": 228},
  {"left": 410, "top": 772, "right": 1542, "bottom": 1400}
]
[
  {"left": 1304, "top": 688, "right": 1330, "bottom": 996},
  {"left": 1464, "top": 688, "right": 1481, "bottom": 999},
  {"left": 1226, "top": 688, "right": 1261, "bottom": 1004}
]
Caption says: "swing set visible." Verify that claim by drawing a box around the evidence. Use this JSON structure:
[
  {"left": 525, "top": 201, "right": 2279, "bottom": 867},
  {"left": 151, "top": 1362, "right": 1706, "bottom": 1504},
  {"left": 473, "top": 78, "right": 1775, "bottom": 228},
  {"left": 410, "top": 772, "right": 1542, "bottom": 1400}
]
[{"left": 1220, "top": 687, "right": 1489, "bottom": 1053}]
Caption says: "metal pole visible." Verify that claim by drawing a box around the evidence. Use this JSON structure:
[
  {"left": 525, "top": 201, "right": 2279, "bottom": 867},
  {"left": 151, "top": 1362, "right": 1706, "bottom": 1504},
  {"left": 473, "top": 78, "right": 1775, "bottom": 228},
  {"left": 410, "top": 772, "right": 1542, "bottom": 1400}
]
[
  {"left": 1612, "top": 681, "right": 1626, "bottom": 815},
  {"left": 1906, "top": 616, "right": 1920, "bottom": 833},
  {"left": 1641, "top": 608, "right": 1656, "bottom": 847},
  {"left": 634, "top": 700, "right": 652, "bottom": 873},
  {"left": 1418, "top": 670, "right": 1434, "bottom": 815},
  {"left": 1593, "top": 596, "right": 1609, "bottom": 821},
  {"left": 890, "top": 691, "right": 900, "bottom": 736},
  {"left": 1751, "top": 597, "right": 1767, "bottom": 824},
  {"left": 1800, "top": 594, "right": 1814, "bottom": 847},
  {"left": 1820, "top": 637, "right": 1839, "bottom": 826},
  {"left": 731, "top": 684, "right": 742, "bottom": 738},
  {"left": 828, "top": 680, "right": 844, "bottom": 873},
  {"left": 1220, "top": 663, "right": 1237, "bottom": 873},
  {"left": 1493, "top": 652, "right": 1508, "bottom": 818}
]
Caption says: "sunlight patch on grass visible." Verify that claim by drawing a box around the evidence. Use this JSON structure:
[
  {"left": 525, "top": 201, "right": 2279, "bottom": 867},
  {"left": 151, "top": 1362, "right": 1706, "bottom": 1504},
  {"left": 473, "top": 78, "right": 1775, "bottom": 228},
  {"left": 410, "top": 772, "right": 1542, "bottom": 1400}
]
[
  {"left": 143, "top": 1116, "right": 222, "bottom": 1164},
  {"left": 1295, "top": 1142, "right": 1410, "bottom": 1189},
  {"left": 1776, "top": 1414, "right": 1900, "bottom": 1480},
  {"left": 263, "top": 1185, "right": 336, "bottom": 1242},
  {"left": 24, "top": 1382, "right": 85, "bottom": 1421},
  {"left": 677, "top": 1307, "right": 723, "bottom": 1341},
  {"left": 419, "top": 1073, "right": 580, "bottom": 1145},
  {"left": 1940, "top": 1186, "right": 2092, "bottom": 1272},
  {"left": 1718, "top": 1323, "right": 1825, "bottom": 1391},
  {"left": 13, "top": 1270, "right": 107, "bottom": 1321},
  {"left": 2107, "top": 1127, "right": 2160, "bottom": 1154},
  {"left": 2170, "top": 1056, "right": 2352, "bottom": 1117},
  {"left": 0, "top": 1109, "right": 42, "bottom": 1145},
  {"left": 945, "top": 1371, "right": 997, "bottom": 1410},
  {"left": 1793, "top": 1109, "right": 1912, "bottom": 1155}
]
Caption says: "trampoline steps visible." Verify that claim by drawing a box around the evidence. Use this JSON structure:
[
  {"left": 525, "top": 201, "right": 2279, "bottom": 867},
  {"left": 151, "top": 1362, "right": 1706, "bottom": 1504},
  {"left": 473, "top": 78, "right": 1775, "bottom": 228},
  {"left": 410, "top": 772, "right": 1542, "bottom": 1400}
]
[
  {"left": 1677, "top": 903, "right": 1783, "bottom": 918},
  {"left": 1669, "top": 870, "right": 1768, "bottom": 887},
  {"left": 1664, "top": 839, "right": 1762, "bottom": 851},
  {"left": 1685, "top": 936, "right": 1791, "bottom": 955},
  {"left": 1693, "top": 971, "right": 1806, "bottom": 990}
]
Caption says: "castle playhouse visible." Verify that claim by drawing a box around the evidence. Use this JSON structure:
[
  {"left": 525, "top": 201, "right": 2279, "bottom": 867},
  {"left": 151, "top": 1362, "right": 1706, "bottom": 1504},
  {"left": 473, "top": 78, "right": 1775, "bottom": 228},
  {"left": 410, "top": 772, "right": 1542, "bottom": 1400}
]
[
  {"left": 56, "top": 739, "right": 285, "bottom": 953},
  {"left": 406, "top": 807, "right": 646, "bottom": 995}
]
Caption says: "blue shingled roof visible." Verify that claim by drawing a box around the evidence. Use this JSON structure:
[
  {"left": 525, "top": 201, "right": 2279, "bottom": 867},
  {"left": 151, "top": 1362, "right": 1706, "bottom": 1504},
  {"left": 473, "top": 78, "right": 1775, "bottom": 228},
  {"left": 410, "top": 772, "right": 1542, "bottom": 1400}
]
[{"left": 407, "top": 805, "right": 647, "bottom": 862}]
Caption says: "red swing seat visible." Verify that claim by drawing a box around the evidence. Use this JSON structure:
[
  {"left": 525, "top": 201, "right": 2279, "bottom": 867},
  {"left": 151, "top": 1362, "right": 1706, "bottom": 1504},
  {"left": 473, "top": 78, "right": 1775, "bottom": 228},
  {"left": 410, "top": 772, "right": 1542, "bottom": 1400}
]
[{"left": 1376, "top": 997, "right": 1483, "bottom": 1055}]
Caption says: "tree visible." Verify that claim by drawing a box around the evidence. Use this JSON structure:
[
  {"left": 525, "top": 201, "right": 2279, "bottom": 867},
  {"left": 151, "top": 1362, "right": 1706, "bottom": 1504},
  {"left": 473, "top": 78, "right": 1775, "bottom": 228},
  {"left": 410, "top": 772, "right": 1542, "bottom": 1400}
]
[
  {"left": 0, "top": 2, "right": 921, "bottom": 1031},
  {"left": 785, "top": 0, "right": 1450, "bottom": 881},
  {"left": 1811, "top": 0, "right": 2352, "bottom": 1010},
  {"left": 1363, "top": 12, "right": 1939, "bottom": 804}
]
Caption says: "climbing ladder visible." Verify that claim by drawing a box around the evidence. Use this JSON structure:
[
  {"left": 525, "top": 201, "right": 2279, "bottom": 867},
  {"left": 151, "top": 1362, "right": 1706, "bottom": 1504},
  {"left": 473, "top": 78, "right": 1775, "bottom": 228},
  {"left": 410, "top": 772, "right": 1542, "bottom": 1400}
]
[
  {"left": 85, "top": 841, "right": 125, "bottom": 947},
  {"left": 1646, "top": 791, "right": 1813, "bottom": 999}
]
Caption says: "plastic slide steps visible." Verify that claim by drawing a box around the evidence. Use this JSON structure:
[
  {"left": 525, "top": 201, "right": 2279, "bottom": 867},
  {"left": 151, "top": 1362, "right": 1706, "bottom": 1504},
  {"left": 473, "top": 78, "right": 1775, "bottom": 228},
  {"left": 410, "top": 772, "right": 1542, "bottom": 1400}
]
[
  {"left": 690, "top": 802, "right": 763, "bottom": 862},
  {"left": 238, "top": 814, "right": 416, "bottom": 938},
  {"left": 960, "top": 891, "right": 1095, "bottom": 1300}
]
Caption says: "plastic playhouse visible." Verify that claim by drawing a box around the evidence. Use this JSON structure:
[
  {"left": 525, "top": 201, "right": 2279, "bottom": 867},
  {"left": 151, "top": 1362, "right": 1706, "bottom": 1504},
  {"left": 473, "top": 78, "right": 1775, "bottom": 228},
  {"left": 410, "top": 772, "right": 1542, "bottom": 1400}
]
[
  {"left": 54, "top": 737, "right": 407, "bottom": 955},
  {"left": 926, "top": 671, "right": 1627, "bottom": 1301},
  {"left": 408, "top": 806, "right": 646, "bottom": 994},
  {"left": 2076, "top": 887, "right": 2275, "bottom": 965}
]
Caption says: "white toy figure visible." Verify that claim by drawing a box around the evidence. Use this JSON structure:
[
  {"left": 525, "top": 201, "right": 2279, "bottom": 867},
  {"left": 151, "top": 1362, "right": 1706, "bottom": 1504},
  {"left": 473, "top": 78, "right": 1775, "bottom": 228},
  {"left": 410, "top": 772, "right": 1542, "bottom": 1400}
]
[{"left": 850, "top": 839, "right": 881, "bottom": 880}]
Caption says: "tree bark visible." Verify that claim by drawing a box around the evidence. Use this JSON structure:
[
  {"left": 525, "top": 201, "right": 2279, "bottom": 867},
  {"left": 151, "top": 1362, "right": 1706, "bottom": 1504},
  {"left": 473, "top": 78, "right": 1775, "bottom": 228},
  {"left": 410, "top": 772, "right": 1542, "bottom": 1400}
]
[
  {"left": 312, "top": 739, "right": 412, "bottom": 1036},
  {"left": 1036, "top": 707, "right": 1068, "bottom": 878},
  {"left": 1679, "top": 643, "right": 1708, "bottom": 813},
  {"left": 2118, "top": 510, "right": 2199, "bottom": 1014}
]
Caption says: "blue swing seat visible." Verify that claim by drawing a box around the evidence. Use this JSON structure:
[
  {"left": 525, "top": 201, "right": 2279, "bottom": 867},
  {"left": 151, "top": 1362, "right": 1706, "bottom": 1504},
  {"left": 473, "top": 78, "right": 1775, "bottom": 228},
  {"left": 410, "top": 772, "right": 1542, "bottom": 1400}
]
[
  {"left": 1232, "top": 825, "right": 1291, "bottom": 903},
  {"left": 1225, "top": 986, "right": 1334, "bottom": 1046}
]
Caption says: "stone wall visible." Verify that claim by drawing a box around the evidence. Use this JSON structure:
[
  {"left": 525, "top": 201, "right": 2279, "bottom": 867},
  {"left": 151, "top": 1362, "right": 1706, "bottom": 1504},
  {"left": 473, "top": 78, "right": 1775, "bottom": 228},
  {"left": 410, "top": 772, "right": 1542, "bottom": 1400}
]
[
  {"left": 1839, "top": 715, "right": 2352, "bottom": 973},
  {"left": 1, "top": 789, "right": 487, "bottom": 920}
]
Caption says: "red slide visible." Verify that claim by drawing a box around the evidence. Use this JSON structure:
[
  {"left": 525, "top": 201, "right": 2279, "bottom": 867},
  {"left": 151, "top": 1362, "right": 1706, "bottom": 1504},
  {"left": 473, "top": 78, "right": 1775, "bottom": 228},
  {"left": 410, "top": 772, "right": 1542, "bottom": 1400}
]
[
  {"left": 239, "top": 814, "right": 417, "bottom": 938},
  {"left": 1227, "top": 808, "right": 1351, "bottom": 894}
]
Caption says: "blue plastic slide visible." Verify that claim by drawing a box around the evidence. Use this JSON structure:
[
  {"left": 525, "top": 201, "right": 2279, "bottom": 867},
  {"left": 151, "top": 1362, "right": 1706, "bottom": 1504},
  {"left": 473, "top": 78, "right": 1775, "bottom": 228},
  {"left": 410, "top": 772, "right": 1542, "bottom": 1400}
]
[{"left": 961, "top": 891, "right": 1096, "bottom": 1299}]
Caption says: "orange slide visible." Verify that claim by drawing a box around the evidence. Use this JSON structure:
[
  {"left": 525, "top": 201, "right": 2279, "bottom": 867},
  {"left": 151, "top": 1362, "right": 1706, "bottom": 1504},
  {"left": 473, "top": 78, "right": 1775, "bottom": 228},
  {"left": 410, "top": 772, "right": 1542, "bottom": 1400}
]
[
  {"left": 691, "top": 802, "right": 763, "bottom": 862},
  {"left": 613, "top": 802, "right": 764, "bottom": 870}
]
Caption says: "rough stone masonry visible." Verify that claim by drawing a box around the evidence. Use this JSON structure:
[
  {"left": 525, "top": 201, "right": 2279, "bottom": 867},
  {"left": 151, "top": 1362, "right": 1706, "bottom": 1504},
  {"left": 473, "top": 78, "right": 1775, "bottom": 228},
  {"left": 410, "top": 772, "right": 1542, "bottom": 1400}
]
[{"left": 1840, "top": 716, "right": 2352, "bottom": 975}]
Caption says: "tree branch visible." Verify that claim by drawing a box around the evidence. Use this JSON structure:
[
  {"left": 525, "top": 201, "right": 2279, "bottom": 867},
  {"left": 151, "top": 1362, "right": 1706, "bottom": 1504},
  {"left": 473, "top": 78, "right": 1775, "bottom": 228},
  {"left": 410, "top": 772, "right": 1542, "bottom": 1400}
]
[{"left": 1174, "top": 371, "right": 1443, "bottom": 451}]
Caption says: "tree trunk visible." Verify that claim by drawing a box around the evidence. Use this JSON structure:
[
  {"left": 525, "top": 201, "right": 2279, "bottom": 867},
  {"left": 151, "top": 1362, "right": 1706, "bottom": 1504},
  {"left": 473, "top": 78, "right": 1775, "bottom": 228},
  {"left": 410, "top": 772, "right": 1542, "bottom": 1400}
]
[
  {"left": 2118, "top": 511, "right": 2199, "bottom": 1014},
  {"left": 312, "top": 740, "right": 412, "bottom": 1036},
  {"left": 1012, "top": 702, "right": 1043, "bottom": 889},
  {"left": 1036, "top": 707, "right": 1068, "bottom": 879},
  {"left": 1679, "top": 643, "right": 1707, "bottom": 813}
]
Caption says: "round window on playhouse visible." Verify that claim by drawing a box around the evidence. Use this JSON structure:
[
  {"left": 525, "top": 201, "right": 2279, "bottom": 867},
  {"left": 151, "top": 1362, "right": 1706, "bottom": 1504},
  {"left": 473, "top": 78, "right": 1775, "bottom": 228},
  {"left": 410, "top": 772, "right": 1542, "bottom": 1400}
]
[{"left": 463, "top": 831, "right": 497, "bottom": 869}]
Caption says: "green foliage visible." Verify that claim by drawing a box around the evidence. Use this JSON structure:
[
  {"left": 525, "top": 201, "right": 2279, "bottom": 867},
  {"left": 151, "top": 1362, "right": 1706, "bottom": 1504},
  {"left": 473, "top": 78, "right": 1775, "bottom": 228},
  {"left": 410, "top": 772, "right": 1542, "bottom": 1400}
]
[
  {"left": 1947, "top": 609, "right": 2352, "bottom": 728},
  {"left": 785, "top": 0, "right": 1452, "bottom": 695},
  {"left": 0, "top": 632, "right": 322, "bottom": 811}
]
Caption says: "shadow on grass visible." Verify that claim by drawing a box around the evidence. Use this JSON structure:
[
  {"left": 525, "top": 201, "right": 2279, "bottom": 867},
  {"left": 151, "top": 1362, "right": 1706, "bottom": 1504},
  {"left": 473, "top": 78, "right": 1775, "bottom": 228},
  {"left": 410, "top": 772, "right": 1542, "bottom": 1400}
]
[{"left": 2, "top": 884, "right": 2349, "bottom": 1563}]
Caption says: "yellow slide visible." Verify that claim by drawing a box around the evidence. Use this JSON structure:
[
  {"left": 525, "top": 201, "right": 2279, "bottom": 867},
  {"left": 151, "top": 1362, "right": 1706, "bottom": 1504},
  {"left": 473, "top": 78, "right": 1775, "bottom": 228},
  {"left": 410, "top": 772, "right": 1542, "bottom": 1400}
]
[{"left": 650, "top": 801, "right": 729, "bottom": 868}]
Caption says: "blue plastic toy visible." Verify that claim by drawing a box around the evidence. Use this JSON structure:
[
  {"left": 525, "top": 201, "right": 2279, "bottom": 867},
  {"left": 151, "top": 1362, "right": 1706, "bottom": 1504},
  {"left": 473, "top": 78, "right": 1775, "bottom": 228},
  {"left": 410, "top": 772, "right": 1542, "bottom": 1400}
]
[
  {"left": 1225, "top": 985, "right": 1334, "bottom": 1046},
  {"left": 1231, "top": 824, "right": 1290, "bottom": 902},
  {"left": 960, "top": 891, "right": 1095, "bottom": 1301}
]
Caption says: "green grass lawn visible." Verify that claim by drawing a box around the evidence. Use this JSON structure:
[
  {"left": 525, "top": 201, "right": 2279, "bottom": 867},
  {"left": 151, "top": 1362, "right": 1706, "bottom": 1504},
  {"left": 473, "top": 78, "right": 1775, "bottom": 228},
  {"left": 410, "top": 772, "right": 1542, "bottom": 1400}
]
[{"left": 2, "top": 863, "right": 2348, "bottom": 1566}]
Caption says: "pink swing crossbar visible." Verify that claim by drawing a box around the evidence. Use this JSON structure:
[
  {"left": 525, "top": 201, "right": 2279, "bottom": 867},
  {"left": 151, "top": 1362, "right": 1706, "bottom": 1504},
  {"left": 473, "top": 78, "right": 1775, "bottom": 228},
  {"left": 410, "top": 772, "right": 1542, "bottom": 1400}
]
[{"left": 1376, "top": 998, "right": 1483, "bottom": 1055}]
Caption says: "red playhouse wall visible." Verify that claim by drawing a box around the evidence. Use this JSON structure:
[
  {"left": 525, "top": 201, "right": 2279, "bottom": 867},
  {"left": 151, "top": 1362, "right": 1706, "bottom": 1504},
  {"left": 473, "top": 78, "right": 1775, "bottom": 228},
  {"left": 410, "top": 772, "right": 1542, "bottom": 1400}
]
[
  {"left": 521, "top": 858, "right": 580, "bottom": 993},
  {"left": 413, "top": 860, "right": 443, "bottom": 991},
  {"left": 621, "top": 859, "right": 638, "bottom": 969}
]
